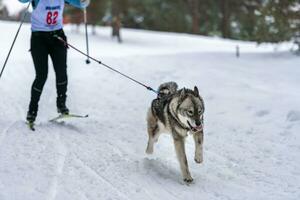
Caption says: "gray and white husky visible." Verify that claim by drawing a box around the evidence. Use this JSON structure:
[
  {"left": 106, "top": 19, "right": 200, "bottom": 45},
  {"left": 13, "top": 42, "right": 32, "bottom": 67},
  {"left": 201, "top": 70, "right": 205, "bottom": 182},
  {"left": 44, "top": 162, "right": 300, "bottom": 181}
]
[{"left": 146, "top": 82, "right": 205, "bottom": 183}]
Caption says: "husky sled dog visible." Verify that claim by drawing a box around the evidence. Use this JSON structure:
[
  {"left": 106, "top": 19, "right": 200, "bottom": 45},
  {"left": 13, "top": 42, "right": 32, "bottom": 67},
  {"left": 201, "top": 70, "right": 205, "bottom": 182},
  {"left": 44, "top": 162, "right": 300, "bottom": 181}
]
[{"left": 146, "top": 82, "right": 205, "bottom": 183}]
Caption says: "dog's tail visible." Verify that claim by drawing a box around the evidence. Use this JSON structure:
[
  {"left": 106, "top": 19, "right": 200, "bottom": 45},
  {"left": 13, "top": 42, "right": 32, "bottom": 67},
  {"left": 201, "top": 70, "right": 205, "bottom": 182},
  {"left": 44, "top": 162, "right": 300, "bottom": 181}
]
[{"left": 157, "top": 82, "right": 178, "bottom": 98}]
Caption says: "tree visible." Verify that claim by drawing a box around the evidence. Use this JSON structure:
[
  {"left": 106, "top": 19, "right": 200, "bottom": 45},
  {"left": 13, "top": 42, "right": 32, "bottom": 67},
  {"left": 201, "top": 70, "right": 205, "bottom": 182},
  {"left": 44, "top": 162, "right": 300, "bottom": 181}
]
[
  {"left": 126, "top": 0, "right": 189, "bottom": 32},
  {"left": 185, "top": 0, "right": 200, "bottom": 34},
  {"left": 87, "top": 0, "right": 108, "bottom": 34},
  {"left": 64, "top": 4, "right": 83, "bottom": 32},
  {"left": 220, "top": 0, "right": 231, "bottom": 38},
  {"left": 61, "top": 0, "right": 299, "bottom": 47},
  {"left": 235, "top": 0, "right": 262, "bottom": 41},
  {"left": 218, "top": 0, "right": 263, "bottom": 40},
  {"left": 254, "top": 0, "right": 300, "bottom": 44}
]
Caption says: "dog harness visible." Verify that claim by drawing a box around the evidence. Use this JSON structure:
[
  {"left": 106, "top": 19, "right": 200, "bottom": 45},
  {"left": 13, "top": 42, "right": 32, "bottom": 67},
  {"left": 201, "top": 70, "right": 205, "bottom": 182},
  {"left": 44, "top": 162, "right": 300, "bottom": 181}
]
[{"left": 31, "top": 0, "right": 65, "bottom": 31}]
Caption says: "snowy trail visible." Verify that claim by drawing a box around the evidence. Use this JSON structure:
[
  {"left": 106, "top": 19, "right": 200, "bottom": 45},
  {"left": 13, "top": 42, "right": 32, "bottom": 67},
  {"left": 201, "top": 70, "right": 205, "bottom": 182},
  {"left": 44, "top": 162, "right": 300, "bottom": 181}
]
[
  {"left": 0, "top": 21, "right": 300, "bottom": 200},
  {"left": 46, "top": 132, "right": 67, "bottom": 200}
]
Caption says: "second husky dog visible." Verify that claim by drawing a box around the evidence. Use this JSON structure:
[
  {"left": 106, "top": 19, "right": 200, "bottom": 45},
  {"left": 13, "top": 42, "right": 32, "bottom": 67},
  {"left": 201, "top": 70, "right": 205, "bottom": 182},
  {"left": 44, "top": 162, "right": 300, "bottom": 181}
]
[{"left": 146, "top": 82, "right": 205, "bottom": 183}]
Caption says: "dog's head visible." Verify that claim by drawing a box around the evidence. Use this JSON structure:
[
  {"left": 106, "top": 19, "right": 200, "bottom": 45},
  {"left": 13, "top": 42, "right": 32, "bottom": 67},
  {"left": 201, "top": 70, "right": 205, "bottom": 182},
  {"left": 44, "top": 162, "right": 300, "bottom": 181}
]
[{"left": 175, "top": 86, "right": 205, "bottom": 132}]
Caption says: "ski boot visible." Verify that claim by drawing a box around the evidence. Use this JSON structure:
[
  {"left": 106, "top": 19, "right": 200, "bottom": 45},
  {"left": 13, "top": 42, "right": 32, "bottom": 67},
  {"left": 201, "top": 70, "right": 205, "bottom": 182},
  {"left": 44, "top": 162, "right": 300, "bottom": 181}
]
[
  {"left": 26, "top": 109, "right": 37, "bottom": 131},
  {"left": 57, "top": 95, "right": 69, "bottom": 115}
]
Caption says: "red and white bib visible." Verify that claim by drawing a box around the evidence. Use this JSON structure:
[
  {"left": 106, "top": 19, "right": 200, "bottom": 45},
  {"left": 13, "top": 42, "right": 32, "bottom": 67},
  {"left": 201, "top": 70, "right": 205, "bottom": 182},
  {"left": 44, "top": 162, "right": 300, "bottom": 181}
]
[{"left": 31, "top": 0, "right": 65, "bottom": 31}]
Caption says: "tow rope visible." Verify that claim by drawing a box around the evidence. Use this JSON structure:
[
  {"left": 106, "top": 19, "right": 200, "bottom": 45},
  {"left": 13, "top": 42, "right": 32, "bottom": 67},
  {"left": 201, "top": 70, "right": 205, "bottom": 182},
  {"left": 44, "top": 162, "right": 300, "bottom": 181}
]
[{"left": 54, "top": 35, "right": 158, "bottom": 94}]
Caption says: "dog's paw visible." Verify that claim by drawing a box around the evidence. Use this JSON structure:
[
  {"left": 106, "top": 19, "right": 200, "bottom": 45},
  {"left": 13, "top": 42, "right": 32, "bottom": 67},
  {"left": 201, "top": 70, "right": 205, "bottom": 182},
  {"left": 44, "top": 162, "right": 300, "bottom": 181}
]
[
  {"left": 194, "top": 156, "right": 203, "bottom": 164},
  {"left": 145, "top": 148, "right": 153, "bottom": 155},
  {"left": 183, "top": 176, "right": 194, "bottom": 184}
]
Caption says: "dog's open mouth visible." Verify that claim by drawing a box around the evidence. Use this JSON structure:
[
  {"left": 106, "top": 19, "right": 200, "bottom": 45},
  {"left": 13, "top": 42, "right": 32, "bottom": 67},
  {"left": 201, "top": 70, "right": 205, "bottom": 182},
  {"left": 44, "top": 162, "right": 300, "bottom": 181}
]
[{"left": 187, "top": 121, "right": 203, "bottom": 132}]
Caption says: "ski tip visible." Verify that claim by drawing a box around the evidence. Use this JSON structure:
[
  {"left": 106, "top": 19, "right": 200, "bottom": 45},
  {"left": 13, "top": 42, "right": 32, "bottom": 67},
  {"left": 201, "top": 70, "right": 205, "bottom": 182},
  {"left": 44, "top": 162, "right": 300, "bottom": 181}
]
[
  {"left": 49, "top": 113, "right": 89, "bottom": 122},
  {"left": 68, "top": 114, "right": 89, "bottom": 118}
]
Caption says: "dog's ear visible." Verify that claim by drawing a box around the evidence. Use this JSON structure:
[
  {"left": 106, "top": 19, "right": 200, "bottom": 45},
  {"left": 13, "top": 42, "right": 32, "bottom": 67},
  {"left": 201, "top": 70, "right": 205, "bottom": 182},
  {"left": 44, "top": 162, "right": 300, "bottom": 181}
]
[
  {"left": 194, "top": 86, "right": 199, "bottom": 97},
  {"left": 180, "top": 88, "right": 186, "bottom": 99}
]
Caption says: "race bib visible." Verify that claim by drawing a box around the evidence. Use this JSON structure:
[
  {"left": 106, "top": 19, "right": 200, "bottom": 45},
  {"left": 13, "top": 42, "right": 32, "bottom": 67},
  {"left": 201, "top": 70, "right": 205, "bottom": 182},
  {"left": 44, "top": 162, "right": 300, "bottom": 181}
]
[
  {"left": 45, "top": 8, "right": 59, "bottom": 26},
  {"left": 31, "top": 0, "right": 65, "bottom": 31}
]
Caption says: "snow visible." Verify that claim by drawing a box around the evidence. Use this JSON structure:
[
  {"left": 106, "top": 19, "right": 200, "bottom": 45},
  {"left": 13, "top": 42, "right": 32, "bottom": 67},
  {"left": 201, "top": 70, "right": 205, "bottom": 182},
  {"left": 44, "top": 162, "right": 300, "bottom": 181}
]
[{"left": 0, "top": 20, "right": 300, "bottom": 200}]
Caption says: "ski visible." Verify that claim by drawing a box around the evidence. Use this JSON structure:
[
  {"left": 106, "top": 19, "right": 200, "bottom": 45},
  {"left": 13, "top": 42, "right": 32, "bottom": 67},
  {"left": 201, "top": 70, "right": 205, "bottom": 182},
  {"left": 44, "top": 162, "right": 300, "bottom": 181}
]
[
  {"left": 49, "top": 113, "right": 89, "bottom": 122},
  {"left": 26, "top": 121, "right": 35, "bottom": 131},
  {"left": 25, "top": 114, "right": 88, "bottom": 130}
]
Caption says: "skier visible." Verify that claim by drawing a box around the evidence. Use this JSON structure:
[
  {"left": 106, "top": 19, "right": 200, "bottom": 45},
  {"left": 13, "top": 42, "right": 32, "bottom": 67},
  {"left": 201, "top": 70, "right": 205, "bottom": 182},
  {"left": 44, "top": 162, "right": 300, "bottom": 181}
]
[
  {"left": 18, "top": 0, "right": 90, "bottom": 125},
  {"left": 111, "top": 15, "right": 122, "bottom": 43}
]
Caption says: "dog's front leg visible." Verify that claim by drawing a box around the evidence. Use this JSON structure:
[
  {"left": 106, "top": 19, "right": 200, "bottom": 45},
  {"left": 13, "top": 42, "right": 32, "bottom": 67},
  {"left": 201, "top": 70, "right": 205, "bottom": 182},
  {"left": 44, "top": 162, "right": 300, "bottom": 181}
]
[
  {"left": 146, "top": 109, "right": 159, "bottom": 154},
  {"left": 193, "top": 131, "right": 203, "bottom": 164},
  {"left": 173, "top": 137, "right": 193, "bottom": 183}
]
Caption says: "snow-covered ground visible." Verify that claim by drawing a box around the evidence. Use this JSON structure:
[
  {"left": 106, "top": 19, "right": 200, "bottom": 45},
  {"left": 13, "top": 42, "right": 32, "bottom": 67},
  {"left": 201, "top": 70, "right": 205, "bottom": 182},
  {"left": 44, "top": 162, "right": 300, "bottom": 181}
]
[{"left": 0, "top": 21, "right": 300, "bottom": 200}]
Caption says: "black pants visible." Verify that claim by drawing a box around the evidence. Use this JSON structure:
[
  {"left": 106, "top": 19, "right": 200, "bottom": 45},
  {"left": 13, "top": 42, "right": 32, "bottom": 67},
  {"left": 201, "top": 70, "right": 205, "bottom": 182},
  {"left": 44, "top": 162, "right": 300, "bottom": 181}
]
[{"left": 29, "top": 29, "right": 68, "bottom": 112}]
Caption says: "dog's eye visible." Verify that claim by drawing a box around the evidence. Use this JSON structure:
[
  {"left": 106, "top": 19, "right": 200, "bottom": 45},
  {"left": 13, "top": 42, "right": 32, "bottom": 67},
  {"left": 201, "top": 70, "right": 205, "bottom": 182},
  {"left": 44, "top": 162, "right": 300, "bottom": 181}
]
[{"left": 187, "top": 110, "right": 194, "bottom": 115}]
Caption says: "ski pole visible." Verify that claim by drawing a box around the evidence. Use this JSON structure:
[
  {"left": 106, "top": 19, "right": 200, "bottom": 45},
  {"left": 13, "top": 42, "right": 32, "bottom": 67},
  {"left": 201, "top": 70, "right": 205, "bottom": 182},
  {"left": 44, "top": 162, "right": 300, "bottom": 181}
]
[
  {"left": 54, "top": 35, "right": 158, "bottom": 94},
  {"left": 84, "top": 8, "right": 90, "bottom": 64},
  {"left": 0, "top": 3, "right": 31, "bottom": 80}
]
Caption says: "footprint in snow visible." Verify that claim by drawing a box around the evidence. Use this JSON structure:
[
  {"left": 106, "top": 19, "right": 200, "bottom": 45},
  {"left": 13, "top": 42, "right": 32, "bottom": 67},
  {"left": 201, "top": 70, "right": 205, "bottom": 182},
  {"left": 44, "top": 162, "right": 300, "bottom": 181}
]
[
  {"left": 286, "top": 110, "right": 300, "bottom": 122},
  {"left": 255, "top": 110, "right": 270, "bottom": 117}
]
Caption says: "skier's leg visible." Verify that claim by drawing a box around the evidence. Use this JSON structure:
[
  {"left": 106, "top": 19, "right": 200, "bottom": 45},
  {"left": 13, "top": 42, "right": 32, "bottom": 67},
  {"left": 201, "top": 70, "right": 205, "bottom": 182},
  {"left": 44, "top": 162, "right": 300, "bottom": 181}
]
[
  {"left": 27, "top": 33, "right": 49, "bottom": 122},
  {"left": 50, "top": 31, "right": 69, "bottom": 114}
]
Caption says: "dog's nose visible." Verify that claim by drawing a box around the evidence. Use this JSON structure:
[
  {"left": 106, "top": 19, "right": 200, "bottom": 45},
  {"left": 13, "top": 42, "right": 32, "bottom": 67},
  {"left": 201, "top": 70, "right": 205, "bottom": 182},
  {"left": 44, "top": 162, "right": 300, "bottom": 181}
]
[{"left": 195, "top": 120, "right": 201, "bottom": 126}]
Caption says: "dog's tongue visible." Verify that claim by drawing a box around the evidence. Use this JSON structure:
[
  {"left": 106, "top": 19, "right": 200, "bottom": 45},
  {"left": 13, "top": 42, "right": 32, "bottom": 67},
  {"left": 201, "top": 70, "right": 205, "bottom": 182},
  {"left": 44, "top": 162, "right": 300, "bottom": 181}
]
[
  {"left": 187, "top": 121, "right": 203, "bottom": 132},
  {"left": 192, "top": 126, "right": 202, "bottom": 132}
]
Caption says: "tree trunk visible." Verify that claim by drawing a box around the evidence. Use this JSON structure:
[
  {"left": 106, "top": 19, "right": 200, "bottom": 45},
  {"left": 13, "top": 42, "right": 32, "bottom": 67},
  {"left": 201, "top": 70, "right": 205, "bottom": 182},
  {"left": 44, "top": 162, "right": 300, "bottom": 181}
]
[
  {"left": 187, "top": 0, "right": 200, "bottom": 34},
  {"left": 191, "top": 0, "right": 200, "bottom": 34},
  {"left": 221, "top": 0, "right": 230, "bottom": 38}
]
